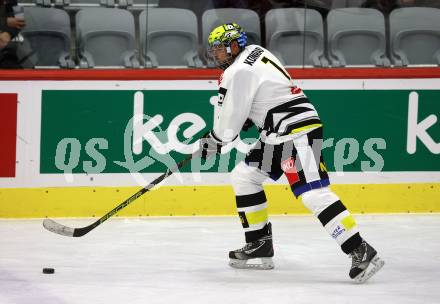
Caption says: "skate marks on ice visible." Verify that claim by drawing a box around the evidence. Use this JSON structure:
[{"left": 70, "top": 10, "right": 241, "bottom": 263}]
[{"left": 0, "top": 215, "right": 440, "bottom": 304}]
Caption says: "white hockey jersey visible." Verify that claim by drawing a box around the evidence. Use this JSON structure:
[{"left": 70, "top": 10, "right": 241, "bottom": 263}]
[{"left": 213, "top": 45, "right": 322, "bottom": 145}]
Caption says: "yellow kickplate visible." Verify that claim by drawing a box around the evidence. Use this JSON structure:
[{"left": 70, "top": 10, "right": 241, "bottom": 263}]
[{"left": 0, "top": 183, "right": 438, "bottom": 218}]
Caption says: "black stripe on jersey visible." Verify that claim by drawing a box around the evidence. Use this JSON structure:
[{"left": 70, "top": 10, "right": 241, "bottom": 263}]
[
  {"left": 341, "top": 232, "right": 363, "bottom": 254},
  {"left": 236, "top": 191, "right": 267, "bottom": 208},
  {"left": 268, "top": 97, "right": 309, "bottom": 113},
  {"left": 264, "top": 98, "right": 309, "bottom": 133},
  {"left": 273, "top": 108, "right": 317, "bottom": 133},
  {"left": 317, "top": 200, "right": 347, "bottom": 226}
]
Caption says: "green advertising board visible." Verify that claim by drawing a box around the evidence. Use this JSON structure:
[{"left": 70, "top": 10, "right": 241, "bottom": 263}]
[{"left": 40, "top": 89, "right": 440, "bottom": 174}]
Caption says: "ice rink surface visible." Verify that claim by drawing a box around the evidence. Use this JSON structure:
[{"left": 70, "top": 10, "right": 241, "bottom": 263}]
[{"left": 1, "top": 214, "right": 439, "bottom": 304}]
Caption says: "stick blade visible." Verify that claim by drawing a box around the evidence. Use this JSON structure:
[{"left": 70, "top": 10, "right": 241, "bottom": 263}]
[{"left": 43, "top": 219, "right": 75, "bottom": 237}]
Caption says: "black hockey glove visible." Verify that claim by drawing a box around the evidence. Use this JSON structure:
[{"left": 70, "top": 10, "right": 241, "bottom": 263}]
[{"left": 194, "top": 131, "right": 223, "bottom": 160}]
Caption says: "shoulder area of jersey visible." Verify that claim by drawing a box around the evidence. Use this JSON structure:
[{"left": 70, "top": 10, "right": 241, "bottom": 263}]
[{"left": 230, "top": 45, "right": 267, "bottom": 71}]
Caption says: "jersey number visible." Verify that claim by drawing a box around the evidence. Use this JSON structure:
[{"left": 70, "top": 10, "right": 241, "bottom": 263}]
[{"left": 261, "top": 56, "right": 291, "bottom": 80}]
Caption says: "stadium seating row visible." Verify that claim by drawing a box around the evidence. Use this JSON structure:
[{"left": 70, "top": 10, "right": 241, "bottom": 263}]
[
  {"left": 20, "top": 7, "right": 440, "bottom": 68},
  {"left": 19, "top": 0, "right": 157, "bottom": 8}
]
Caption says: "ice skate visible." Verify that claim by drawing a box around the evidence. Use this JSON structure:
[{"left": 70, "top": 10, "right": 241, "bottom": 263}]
[
  {"left": 349, "top": 240, "right": 384, "bottom": 283},
  {"left": 229, "top": 224, "right": 274, "bottom": 270}
]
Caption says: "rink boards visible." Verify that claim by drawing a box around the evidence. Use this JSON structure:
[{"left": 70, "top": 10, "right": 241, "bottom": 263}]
[{"left": 0, "top": 79, "right": 439, "bottom": 217}]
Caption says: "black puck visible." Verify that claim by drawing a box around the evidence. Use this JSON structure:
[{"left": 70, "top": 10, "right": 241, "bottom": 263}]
[{"left": 42, "top": 268, "right": 55, "bottom": 274}]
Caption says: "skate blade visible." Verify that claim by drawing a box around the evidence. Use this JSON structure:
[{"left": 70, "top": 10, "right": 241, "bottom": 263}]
[
  {"left": 229, "top": 258, "right": 274, "bottom": 270},
  {"left": 354, "top": 256, "right": 385, "bottom": 283}
]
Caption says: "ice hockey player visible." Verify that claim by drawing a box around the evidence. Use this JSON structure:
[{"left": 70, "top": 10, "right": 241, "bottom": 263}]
[{"left": 196, "top": 23, "right": 384, "bottom": 283}]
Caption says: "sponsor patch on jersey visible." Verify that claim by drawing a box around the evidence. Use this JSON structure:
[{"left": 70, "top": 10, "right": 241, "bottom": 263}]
[
  {"left": 281, "top": 157, "right": 299, "bottom": 185},
  {"left": 290, "top": 86, "right": 302, "bottom": 95},
  {"left": 243, "top": 47, "right": 264, "bottom": 66}
]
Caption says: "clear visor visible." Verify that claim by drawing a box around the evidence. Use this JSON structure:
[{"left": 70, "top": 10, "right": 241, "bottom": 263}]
[{"left": 207, "top": 42, "right": 233, "bottom": 69}]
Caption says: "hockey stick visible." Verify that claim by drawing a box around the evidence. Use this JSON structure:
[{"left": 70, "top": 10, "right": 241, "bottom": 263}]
[{"left": 43, "top": 154, "right": 194, "bottom": 237}]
